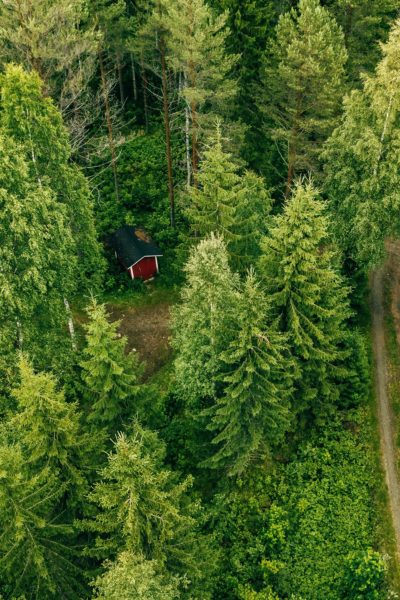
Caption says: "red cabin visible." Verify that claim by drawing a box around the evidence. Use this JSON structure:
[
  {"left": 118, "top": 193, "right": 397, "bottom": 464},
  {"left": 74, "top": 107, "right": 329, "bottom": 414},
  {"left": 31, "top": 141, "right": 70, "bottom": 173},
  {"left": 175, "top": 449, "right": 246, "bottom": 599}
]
[{"left": 109, "top": 225, "right": 163, "bottom": 281}]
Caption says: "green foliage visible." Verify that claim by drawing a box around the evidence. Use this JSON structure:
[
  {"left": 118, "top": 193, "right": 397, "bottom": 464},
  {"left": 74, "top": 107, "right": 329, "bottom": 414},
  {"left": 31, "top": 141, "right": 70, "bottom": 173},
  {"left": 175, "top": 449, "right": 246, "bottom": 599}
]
[
  {"left": 260, "top": 0, "right": 347, "bottom": 189},
  {"left": 274, "top": 412, "right": 381, "bottom": 599},
  {"left": 0, "top": 444, "right": 82, "bottom": 598},
  {"left": 211, "top": 410, "right": 382, "bottom": 600},
  {"left": 259, "top": 180, "right": 351, "bottom": 418},
  {"left": 205, "top": 271, "right": 292, "bottom": 476},
  {"left": 9, "top": 356, "right": 88, "bottom": 497},
  {"left": 0, "top": 0, "right": 97, "bottom": 102},
  {"left": 162, "top": 0, "right": 239, "bottom": 155},
  {"left": 186, "top": 125, "right": 272, "bottom": 271},
  {"left": 84, "top": 423, "right": 213, "bottom": 596},
  {"left": 93, "top": 127, "right": 180, "bottom": 236},
  {"left": 80, "top": 300, "right": 142, "bottom": 432},
  {"left": 341, "top": 548, "right": 387, "bottom": 599},
  {"left": 339, "top": 329, "right": 370, "bottom": 408},
  {"left": 0, "top": 131, "right": 76, "bottom": 375},
  {"left": 0, "top": 64, "right": 105, "bottom": 291},
  {"left": 209, "top": 0, "right": 280, "bottom": 174},
  {"left": 324, "top": 19, "right": 400, "bottom": 268},
  {"left": 92, "top": 551, "right": 181, "bottom": 600},
  {"left": 325, "top": 0, "right": 398, "bottom": 82},
  {"left": 0, "top": 2, "right": 392, "bottom": 598},
  {"left": 172, "top": 235, "right": 240, "bottom": 406}
]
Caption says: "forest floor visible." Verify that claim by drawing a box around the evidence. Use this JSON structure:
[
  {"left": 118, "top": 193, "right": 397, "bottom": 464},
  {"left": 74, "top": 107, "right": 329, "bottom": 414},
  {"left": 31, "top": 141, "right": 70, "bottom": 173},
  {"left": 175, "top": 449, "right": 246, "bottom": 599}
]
[
  {"left": 372, "top": 245, "right": 400, "bottom": 564},
  {"left": 108, "top": 301, "right": 172, "bottom": 379}
]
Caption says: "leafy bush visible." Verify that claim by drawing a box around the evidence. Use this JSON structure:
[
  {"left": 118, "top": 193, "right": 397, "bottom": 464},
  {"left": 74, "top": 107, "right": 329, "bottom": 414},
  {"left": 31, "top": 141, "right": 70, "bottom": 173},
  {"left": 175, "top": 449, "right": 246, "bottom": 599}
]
[
  {"left": 210, "top": 409, "right": 385, "bottom": 599},
  {"left": 341, "top": 548, "right": 387, "bottom": 599}
]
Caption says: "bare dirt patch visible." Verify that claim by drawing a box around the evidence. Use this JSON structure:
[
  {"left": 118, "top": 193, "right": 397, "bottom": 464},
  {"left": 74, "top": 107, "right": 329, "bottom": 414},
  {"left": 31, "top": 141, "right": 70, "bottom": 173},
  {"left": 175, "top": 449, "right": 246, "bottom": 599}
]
[{"left": 108, "top": 302, "right": 172, "bottom": 379}]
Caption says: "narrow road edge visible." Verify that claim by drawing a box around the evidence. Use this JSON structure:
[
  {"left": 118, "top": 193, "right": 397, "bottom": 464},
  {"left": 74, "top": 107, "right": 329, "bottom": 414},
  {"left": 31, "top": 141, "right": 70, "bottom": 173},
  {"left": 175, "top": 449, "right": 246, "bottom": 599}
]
[{"left": 372, "top": 268, "right": 400, "bottom": 559}]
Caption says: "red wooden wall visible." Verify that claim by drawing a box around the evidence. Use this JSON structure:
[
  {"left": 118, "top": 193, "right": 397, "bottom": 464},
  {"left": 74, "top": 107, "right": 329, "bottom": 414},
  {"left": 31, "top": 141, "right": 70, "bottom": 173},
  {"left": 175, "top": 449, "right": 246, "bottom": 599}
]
[{"left": 130, "top": 257, "right": 158, "bottom": 280}]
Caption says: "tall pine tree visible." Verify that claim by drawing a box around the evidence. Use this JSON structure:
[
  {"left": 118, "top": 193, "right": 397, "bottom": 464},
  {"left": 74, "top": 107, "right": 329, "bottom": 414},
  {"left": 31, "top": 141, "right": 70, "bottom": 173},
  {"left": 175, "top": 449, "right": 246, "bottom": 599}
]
[
  {"left": 0, "top": 0, "right": 97, "bottom": 106},
  {"left": 260, "top": 0, "right": 347, "bottom": 195},
  {"left": 172, "top": 235, "right": 240, "bottom": 407},
  {"left": 161, "top": 0, "right": 238, "bottom": 184},
  {"left": 80, "top": 300, "right": 142, "bottom": 432},
  {"left": 205, "top": 270, "right": 292, "bottom": 476},
  {"left": 258, "top": 180, "right": 351, "bottom": 418}
]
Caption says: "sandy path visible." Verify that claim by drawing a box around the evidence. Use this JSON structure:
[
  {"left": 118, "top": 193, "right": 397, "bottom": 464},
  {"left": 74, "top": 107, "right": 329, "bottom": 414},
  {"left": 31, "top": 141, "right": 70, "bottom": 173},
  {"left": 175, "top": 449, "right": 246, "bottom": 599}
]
[{"left": 372, "top": 268, "right": 400, "bottom": 559}]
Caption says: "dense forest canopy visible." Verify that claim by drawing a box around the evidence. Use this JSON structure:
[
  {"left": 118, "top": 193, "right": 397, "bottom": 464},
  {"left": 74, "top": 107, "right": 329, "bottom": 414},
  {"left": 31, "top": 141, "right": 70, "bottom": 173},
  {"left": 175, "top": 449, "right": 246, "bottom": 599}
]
[{"left": 0, "top": 0, "right": 399, "bottom": 598}]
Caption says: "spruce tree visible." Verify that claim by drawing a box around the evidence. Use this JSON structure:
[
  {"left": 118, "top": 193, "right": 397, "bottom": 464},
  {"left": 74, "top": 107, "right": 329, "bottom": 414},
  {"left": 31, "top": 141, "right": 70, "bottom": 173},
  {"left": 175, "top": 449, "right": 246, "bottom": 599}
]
[
  {"left": 80, "top": 300, "right": 142, "bottom": 431},
  {"left": 172, "top": 235, "right": 240, "bottom": 406},
  {"left": 0, "top": 444, "right": 82, "bottom": 597},
  {"left": 186, "top": 126, "right": 240, "bottom": 240},
  {"left": 10, "top": 356, "right": 88, "bottom": 495},
  {"left": 230, "top": 169, "right": 273, "bottom": 271},
  {"left": 0, "top": 65, "right": 105, "bottom": 291},
  {"left": 260, "top": 0, "right": 347, "bottom": 195},
  {"left": 186, "top": 125, "right": 272, "bottom": 271},
  {"left": 161, "top": 0, "right": 238, "bottom": 183},
  {"left": 206, "top": 270, "right": 292, "bottom": 476},
  {"left": 324, "top": 19, "right": 400, "bottom": 268},
  {"left": 259, "top": 180, "right": 351, "bottom": 417},
  {"left": 84, "top": 423, "right": 208, "bottom": 594}
]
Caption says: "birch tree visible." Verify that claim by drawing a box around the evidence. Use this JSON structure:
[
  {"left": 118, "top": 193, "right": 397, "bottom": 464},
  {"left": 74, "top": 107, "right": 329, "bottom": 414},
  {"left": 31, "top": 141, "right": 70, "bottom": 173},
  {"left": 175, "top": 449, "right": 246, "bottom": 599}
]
[
  {"left": 324, "top": 18, "right": 400, "bottom": 267},
  {"left": 0, "top": 64, "right": 105, "bottom": 291}
]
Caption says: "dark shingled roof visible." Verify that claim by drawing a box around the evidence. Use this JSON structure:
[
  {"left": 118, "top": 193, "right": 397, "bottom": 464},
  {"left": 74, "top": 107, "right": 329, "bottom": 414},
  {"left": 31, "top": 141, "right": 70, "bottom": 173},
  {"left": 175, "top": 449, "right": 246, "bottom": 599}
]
[{"left": 109, "top": 225, "right": 163, "bottom": 269}]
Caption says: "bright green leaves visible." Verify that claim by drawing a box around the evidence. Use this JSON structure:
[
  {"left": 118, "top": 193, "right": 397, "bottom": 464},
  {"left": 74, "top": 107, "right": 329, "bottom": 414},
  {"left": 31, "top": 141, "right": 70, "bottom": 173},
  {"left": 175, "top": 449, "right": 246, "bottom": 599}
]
[
  {"left": 324, "top": 19, "right": 400, "bottom": 268},
  {"left": 0, "top": 64, "right": 105, "bottom": 292}
]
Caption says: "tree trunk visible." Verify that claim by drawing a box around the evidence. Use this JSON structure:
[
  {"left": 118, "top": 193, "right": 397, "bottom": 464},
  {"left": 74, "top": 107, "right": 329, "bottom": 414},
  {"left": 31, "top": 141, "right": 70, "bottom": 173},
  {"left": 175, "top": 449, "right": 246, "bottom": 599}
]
[
  {"left": 185, "top": 102, "right": 192, "bottom": 187},
  {"left": 344, "top": 4, "right": 354, "bottom": 43},
  {"left": 187, "top": 1, "right": 198, "bottom": 188},
  {"left": 141, "top": 56, "right": 149, "bottom": 132},
  {"left": 285, "top": 151, "right": 294, "bottom": 199},
  {"left": 116, "top": 53, "right": 125, "bottom": 106},
  {"left": 160, "top": 34, "right": 175, "bottom": 227},
  {"left": 64, "top": 297, "right": 77, "bottom": 350},
  {"left": 99, "top": 51, "right": 120, "bottom": 203},
  {"left": 374, "top": 91, "right": 394, "bottom": 176},
  {"left": 190, "top": 98, "right": 198, "bottom": 188},
  {"left": 181, "top": 73, "right": 192, "bottom": 187},
  {"left": 130, "top": 53, "right": 137, "bottom": 101}
]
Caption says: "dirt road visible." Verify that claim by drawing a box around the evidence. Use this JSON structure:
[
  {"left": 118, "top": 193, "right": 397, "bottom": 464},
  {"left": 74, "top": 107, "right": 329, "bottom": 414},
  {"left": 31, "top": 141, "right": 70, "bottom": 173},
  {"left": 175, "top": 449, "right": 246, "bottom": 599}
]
[{"left": 372, "top": 268, "right": 400, "bottom": 559}]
